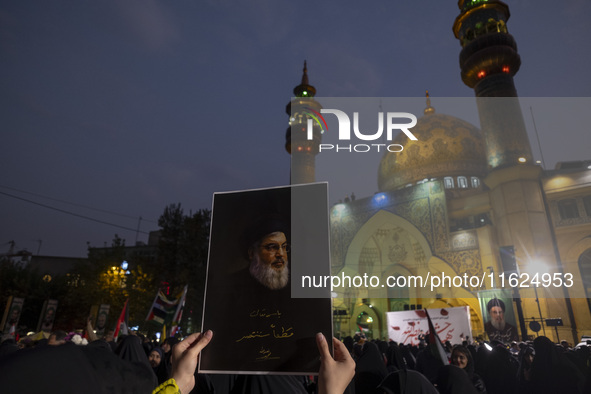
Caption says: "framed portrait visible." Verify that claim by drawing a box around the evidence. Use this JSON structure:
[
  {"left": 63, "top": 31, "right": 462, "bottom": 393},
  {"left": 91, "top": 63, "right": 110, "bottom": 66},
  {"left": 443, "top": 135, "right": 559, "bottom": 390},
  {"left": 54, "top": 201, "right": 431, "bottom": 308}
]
[
  {"left": 1, "top": 296, "right": 24, "bottom": 333},
  {"left": 37, "top": 299, "right": 58, "bottom": 332},
  {"left": 478, "top": 289, "right": 519, "bottom": 342},
  {"left": 200, "top": 183, "right": 333, "bottom": 374},
  {"left": 95, "top": 304, "right": 110, "bottom": 336}
]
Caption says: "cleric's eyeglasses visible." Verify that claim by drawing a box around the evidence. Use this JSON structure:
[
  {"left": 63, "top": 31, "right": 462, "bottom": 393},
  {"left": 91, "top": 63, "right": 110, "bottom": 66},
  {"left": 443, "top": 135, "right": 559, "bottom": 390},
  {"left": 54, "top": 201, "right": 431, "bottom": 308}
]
[{"left": 261, "top": 243, "right": 290, "bottom": 253}]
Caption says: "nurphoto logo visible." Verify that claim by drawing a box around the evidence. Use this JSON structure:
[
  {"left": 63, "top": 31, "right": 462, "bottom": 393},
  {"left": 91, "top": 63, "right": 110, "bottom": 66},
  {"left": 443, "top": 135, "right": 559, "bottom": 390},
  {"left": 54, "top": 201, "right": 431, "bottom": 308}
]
[{"left": 306, "top": 109, "right": 418, "bottom": 153}]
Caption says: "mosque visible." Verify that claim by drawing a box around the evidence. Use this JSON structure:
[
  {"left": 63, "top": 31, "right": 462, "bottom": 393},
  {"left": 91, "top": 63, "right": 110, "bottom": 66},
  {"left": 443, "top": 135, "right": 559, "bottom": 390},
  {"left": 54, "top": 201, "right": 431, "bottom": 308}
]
[{"left": 285, "top": 0, "right": 591, "bottom": 343}]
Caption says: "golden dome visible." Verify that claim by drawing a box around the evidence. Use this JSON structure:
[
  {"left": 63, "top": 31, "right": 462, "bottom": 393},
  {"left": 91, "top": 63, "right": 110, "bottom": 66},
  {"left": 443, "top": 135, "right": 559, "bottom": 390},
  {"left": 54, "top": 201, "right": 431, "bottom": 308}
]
[{"left": 378, "top": 111, "right": 487, "bottom": 191}]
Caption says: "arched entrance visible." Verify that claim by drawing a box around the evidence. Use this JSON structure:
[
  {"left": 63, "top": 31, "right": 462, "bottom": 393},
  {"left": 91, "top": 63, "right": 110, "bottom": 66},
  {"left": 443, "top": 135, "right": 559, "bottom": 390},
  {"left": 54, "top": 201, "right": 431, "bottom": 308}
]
[{"left": 334, "top": 209, "right": 485, "bottom": 339}]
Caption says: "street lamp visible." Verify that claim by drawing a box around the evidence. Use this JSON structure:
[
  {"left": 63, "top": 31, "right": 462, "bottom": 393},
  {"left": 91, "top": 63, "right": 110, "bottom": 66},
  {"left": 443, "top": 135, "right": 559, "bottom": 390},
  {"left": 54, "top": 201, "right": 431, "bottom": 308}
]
[{"left": 528, "top": 260, "right": 551, "bottom": 337}]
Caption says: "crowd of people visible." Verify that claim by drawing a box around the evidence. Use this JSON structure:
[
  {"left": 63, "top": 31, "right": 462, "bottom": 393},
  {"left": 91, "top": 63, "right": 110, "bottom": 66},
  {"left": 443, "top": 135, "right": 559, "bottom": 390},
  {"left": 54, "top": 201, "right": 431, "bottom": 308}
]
[
  {"left": 0, "top": 327, "right": 355, "bottom": 394},
  {"left": 1, "top": 325, "right": 591, "bottom": 394},
  {"left": 346, "top": 333, "right": 591, "bottom": 394}
]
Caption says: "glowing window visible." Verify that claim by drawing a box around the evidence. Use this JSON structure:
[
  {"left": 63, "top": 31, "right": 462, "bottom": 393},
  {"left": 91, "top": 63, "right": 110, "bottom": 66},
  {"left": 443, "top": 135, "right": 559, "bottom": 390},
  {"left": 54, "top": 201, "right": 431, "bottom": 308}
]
[
  {"left": 458, "top": 176, "right": 468, "bottom": 189},
  {"left": 471, "top": 177, "right": 480, "bottom": 188},
  {"left": 444, "top": 177, "right": 454, "bottom": 189}
]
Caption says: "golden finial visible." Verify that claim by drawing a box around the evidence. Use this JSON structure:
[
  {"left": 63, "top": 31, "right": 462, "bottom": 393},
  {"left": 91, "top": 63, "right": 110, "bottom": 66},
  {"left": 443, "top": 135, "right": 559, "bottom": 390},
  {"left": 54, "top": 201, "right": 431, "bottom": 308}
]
[{"left": 424, "top": 90, "right": 435, "bottom": 115}]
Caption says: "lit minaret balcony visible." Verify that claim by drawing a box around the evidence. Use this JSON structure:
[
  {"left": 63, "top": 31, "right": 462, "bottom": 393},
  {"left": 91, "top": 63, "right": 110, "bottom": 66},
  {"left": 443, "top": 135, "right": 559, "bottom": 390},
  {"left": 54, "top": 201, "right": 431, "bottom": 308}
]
[{"left": 453, "top": 0, "right": 533, "bottom": 169}]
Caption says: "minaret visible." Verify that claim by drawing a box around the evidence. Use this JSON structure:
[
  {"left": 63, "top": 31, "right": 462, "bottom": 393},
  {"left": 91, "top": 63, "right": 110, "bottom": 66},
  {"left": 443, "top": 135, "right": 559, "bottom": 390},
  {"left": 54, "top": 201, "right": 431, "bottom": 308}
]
[
  {"left": 453, "top": 0, "right": 533, "bottom": 170},
  {"left": 454, "top": 1, "right": 578, "bottom": 343},
  {"left": 285, "top": 61, "right": 322, "bottom": 184}
]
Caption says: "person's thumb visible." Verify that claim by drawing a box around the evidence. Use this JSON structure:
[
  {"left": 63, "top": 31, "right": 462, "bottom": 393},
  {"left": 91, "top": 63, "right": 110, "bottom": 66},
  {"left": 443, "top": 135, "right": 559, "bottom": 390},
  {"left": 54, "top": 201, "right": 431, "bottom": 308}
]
[
  {"left": 316, "top": 332, "right": 332, "bottom": 361},
  {"left": 185, "top": 330, "right": 213, "bottom": 357}
]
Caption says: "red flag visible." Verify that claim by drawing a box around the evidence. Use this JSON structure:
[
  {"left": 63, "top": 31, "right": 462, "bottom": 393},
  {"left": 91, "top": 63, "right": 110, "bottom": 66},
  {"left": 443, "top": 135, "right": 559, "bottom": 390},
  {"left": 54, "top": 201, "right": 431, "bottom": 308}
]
[
  {"left": 424, "top": 309, "right": 449, "bottom": 365},
  {"left": 113, "top": 299, "right": 128, "bottom": 339}
]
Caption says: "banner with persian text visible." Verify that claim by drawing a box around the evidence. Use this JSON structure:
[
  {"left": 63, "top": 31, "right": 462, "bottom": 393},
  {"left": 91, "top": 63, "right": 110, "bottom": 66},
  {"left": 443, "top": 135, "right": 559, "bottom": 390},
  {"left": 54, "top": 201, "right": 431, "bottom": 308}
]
[{"left": 386, "top": 307, "right": 472, "bottom": 346}]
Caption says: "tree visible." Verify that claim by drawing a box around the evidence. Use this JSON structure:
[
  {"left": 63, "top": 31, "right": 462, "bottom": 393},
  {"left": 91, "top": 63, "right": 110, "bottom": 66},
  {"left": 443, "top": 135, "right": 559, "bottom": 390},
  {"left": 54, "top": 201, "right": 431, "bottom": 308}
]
[
  {"left": 59, "top": 235, "right": 156, "bottom": 331},
  {"left": 156, "top": 204, "right": 211, "bottom": 334}
]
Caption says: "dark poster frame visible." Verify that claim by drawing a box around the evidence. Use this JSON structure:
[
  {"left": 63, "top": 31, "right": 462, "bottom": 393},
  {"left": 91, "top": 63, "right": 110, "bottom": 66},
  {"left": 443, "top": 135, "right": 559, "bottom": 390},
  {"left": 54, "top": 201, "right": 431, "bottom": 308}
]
[{"left": 199, "top": 183, "right": 333, "bottom": 375}]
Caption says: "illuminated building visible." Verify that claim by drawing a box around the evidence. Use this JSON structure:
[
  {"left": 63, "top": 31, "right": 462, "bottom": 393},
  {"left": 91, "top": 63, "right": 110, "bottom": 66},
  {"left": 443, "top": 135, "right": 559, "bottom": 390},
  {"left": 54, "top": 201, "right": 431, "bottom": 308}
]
[{"left": 286, "top": 1, "right": 591, "bottom": 342}]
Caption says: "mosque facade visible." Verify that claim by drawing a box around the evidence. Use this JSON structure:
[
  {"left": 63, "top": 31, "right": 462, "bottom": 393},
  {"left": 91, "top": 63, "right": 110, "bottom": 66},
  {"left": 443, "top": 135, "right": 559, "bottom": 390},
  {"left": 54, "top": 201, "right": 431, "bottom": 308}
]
[{"left": 286, "top": 1, "right": 591, "bottom": 343}]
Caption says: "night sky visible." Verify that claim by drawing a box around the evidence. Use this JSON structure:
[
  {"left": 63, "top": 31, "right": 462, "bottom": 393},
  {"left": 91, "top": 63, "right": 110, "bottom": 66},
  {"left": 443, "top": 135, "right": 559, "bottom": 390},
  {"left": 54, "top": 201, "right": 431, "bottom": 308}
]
[{"left": 1, "top": 1, "right": 590, "bottom": 257}]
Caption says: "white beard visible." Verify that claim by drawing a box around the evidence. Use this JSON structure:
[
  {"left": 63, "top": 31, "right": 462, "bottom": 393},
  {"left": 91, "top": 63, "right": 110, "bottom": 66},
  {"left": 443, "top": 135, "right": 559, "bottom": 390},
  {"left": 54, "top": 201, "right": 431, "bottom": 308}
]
[
  {"left": 249, "top": 254, "right": 289, "bottom": 290},
  {"left": 491, "top": 319, "right": 506, "bottom": 331}
]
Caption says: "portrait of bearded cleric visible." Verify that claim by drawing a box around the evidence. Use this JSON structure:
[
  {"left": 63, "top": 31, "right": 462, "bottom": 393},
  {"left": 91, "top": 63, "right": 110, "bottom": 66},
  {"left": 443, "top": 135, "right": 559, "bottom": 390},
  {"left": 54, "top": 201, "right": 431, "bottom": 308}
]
[
  {"left": 484, "top": 297, "right": 519, "bottom": 342},
  {"left": 246, "top": 219, "right": 290, "bottom": 291},
  {"left": 200, "top": 184, "right": 332, "bottom": 374}
]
